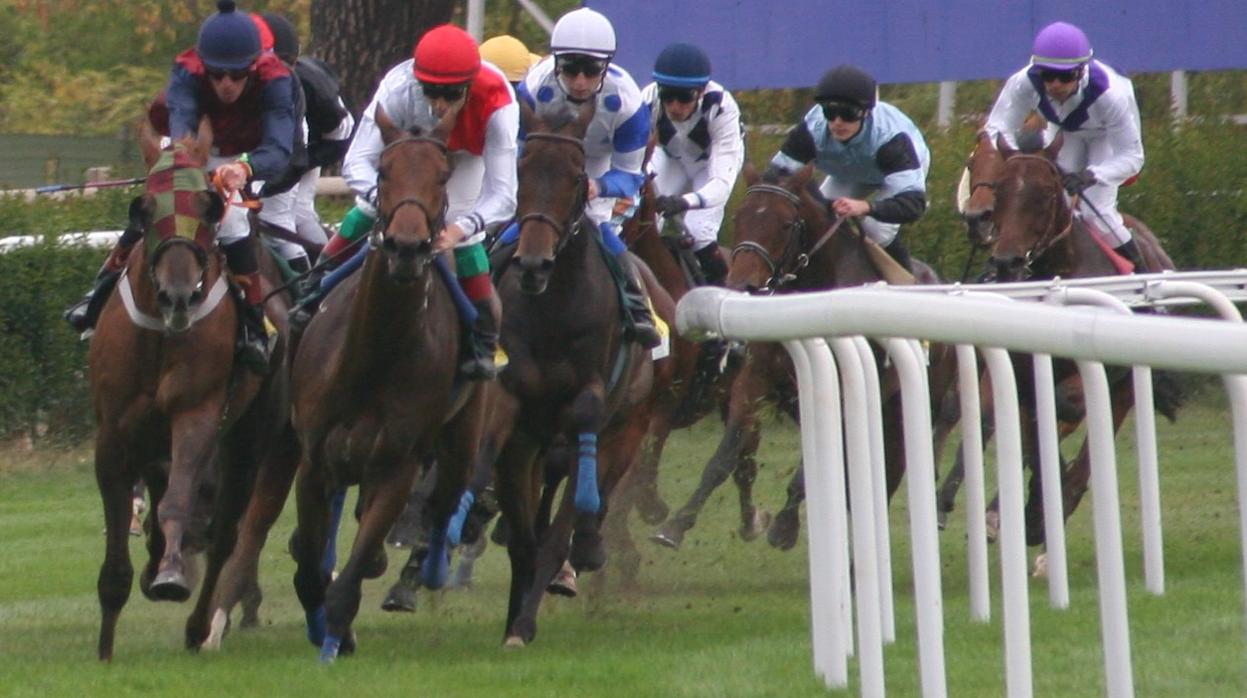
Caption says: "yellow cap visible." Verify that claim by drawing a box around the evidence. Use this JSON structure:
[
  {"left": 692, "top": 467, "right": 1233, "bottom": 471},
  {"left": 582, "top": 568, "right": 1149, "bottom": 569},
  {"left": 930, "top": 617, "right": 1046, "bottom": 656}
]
[{"left": 480, "top": 35, "right": 540, "bottom": 82}]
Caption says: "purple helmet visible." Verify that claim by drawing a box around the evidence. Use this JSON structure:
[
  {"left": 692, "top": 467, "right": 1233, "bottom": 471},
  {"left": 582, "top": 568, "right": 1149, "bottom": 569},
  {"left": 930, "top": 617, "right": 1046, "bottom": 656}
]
[{"left": 1030, "top": 21, "right": 1093, "bottom": 70}]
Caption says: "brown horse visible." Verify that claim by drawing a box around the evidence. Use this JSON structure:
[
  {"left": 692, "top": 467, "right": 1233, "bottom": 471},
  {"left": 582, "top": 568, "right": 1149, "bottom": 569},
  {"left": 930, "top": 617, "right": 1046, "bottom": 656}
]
[
  {"left": 287, "top": 105, "right": 491, "bottom": 661},
  {"left": 486, "top": 99, "right": 670, "bottom": 645},
  {"left": 90, "top": 119, "right": 292, "bottom": 660},
  {"left": 972, "top": 133, "right": 1180, "bottom": 543},
  {"left": 651, "top": 163, "right": 958, "bottom": 551}
]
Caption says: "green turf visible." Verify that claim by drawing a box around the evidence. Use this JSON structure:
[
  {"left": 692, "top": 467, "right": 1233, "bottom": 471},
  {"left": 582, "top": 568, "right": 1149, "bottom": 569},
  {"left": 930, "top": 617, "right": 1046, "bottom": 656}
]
[{"left": 1, "top": 399, "right": 1245, "bottom": 696}]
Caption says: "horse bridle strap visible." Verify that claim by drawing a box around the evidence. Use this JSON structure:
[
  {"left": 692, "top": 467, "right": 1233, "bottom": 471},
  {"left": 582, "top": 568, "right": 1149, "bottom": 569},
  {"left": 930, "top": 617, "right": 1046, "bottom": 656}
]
[
  {"left": 372, "top": 135, "right": 450, "bottom": 247},
  {"left": 731, "top": 184, "right": 816, "bottom": 290},
  {"left": 117, "top": 268, "right": 230, "bottom": 333}
]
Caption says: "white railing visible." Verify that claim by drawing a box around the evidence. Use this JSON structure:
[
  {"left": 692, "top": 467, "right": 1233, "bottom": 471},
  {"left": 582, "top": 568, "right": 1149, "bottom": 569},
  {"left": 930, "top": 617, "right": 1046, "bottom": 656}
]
[{"left": 676, "top": 272, "right": 1247, "bottom": 698}]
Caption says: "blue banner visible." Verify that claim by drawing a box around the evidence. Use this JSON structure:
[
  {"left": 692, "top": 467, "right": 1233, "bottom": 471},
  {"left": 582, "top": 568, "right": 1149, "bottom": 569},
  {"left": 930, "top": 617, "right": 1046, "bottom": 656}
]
[{"left": 585, "top": 1, "right": 1247, "bottom": 89}]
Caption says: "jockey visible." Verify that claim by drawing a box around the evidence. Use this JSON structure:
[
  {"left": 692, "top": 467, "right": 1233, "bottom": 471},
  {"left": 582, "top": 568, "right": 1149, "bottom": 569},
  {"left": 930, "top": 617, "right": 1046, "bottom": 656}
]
[
  {"left": 501, "top": 7, "right": 661, "bottom": 349},
  {"left": 765, "top": 64, "right": 930, "bottom": 271},
  {"left": 305, "top": 24, "right": 518, "bottom": 380},
  {"left": 479, "top": 34, "right": 542, "bottom": 90},
  {"left": 640, "top": 42, "right": 745, "bottom": 287},
  {"left": 984, "top": 21, "right": 1146, "bottom": 270},
  {"left": 64, "top": 0, "right": 293, "bottom": 372},
  {"left": 254, "top": 13, "right": 354, "bottom": 284}
]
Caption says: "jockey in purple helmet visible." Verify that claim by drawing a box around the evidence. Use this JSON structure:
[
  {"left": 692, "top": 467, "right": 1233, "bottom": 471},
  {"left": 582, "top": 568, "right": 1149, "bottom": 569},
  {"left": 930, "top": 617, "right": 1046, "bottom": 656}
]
[{"left": 984, "top": 21, "right": 1148, "bottom": 271}]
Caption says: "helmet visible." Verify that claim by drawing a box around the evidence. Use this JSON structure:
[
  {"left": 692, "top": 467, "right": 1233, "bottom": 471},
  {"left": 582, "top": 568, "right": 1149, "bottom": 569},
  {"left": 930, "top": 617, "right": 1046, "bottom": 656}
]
[
  {"left": 814, "top": 65, "right": 877, "bottom": 109},
  {"left": 414, "top": 24, "right": 481, "bottom": 83},
  {"left": 197, "top": 0, "right": 261, "bottom": 71},
  {"left": 480, "top": 35, "right": 540, "bottom": 82},
  {"left": 261, "top": 12, "right": 300, "bottom": 64},
  {"left": 1031, "top": 21, "right": 1093, "bottom": 70},
  {"left": 550, "top": 8, "right": 616, "bottom": 60},
  {"left": 653, "top": 43, "right": 711, "bottom": 88}
]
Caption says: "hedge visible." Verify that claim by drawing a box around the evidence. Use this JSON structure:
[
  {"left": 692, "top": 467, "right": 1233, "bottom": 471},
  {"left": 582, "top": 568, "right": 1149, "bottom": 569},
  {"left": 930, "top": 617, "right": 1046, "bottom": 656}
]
[{"left": 1, "top": 121, "right": 1244, "bottom": 443}]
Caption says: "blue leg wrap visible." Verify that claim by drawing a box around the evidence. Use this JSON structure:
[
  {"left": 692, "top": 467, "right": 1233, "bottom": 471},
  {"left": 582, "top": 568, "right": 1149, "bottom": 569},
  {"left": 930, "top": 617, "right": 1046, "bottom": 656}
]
[
  {"left": 306, "top": 606, "right": 326, "bottom": 647},
  {"left": 318, "top": 633, "right": 341, "bottom": 664},
  {"left": 319, "top": 243, "right": 368, "bottom": 297},
  {"left": 599, "top": 222, "right": 627, "bottom": 256},
  {"left": 322, "top": 489, "right": 346, "bottom": 578},
  {"left": 498, "top": 221, "right": 519, "bottom": 245},
  {"left": 446, "top": 490, "right": 476, "bottom": 547},
  {"left": 433, "top": 254, "right": 479, "bottom": 325},
  {"left": 420, "top": 528, "right": 451, "bottom": 590},
  {"left": 575, "top": 432, "right": 601, "bottom": 514}
]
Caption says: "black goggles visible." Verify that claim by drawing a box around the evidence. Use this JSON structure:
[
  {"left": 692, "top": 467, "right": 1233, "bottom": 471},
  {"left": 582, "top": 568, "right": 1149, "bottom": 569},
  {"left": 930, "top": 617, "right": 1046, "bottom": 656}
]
[
  {"left": 556, "top": 57, "right": 606, "bottom": 78},
  {"left": 820, "top": 101, "right": 866, "bottom": 123},
  {"left": 659, "top": 87, "right": 699, "bottom": 104},
  {"left": 207, "top": 67, "right": 251, "bottom": 82},
  {"left": 1039, "top": 68, "right": 1081, "bottom": 84},
  {"left": 421, "top": 81, "right": 468, "bottom": 101}
]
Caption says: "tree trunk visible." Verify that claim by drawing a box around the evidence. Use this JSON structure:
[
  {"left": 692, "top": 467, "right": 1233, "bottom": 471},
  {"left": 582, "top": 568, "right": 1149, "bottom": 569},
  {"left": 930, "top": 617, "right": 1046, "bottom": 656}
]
[{"left": 309, "top": 0, "right": 458, "bottom": 116}]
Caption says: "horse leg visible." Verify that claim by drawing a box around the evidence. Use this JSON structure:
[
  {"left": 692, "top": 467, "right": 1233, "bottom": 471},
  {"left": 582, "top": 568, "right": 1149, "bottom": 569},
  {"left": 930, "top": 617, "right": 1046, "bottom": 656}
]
[
  {"left": 206, "top": 421, "right": 300, "bottom": 646},
  {"left": 291, "top": 459, "right": 333, "bottom": 651},
  {"left": 570, "top": 410, "right": 649, "bottom": 574},
  {"left": 138, "top": 461, "right": 169, "bottom": 599},
  {"left": 497, "top": 434, "right": 541, "bottom": 646},
  {"left": 630, "top": 414, "right": 673, "bottom": 525},
  {"left": 1058, "top": 378, "right": 1136, "bottom": 529},
  {"left": 421, "top": 387, "right": 488, "bottom": 592},
  {"left": 767, "top": 463, "right": 805, "bottom": 551},
  {"left": 381, "top": 460, "right": 438, "bottom": 612},
  {"left": 151, "top": 406, "right": 223, "bottom": 602},
  {"left": 95, "top": 430, "right": 136, "bottom": 662},
  {"left": 514, "top": 480, "right": 580, "bottom": 645}
]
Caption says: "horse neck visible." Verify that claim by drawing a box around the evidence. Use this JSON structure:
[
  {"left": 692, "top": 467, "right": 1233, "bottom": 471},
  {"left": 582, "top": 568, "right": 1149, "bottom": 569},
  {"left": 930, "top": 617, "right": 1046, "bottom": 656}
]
[
  {"left": 628, "top": 218, "right": 691, "bottom": 300},
  {"left": 343, "top": 251, "right": 438, "bottom": 360}
]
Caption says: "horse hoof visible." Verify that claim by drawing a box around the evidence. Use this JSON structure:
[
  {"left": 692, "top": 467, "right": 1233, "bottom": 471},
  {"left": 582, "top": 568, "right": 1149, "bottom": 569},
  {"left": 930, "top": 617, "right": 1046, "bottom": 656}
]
[
  {"left": 546, "top": 563, "right": 579, "bottom": 598},
  {"left": 984, "top": 511, "right": 1001, "bottom": 544},
  {"left": 1032, "top": 553, "right": 1049, "bottom": 578},
  {"left": 740, "top": 509, "right": 772, "bottom": 542},
  {"left": 362, "top": 548, "right": 388, "bottom": 580},
  {"left": 936, "top": 508, "right": 949, "bottom": 531},
  {"left": 649, "top": 523, "right": 684, "bottom": 550},
  {"left": 569, "top": 534, "right": 607, "bottom": 573},
  {"left": 380, "top": 583, "right": 417, "bottom": 613},
  {"left": 503, "top": 636, "right": 526, "bottom": 648},
  {"left": 767, "top": 509, "right": 801, "bottom": 551},
  {"left": 636, "top": 495, "right": 670, "bottom": 525},
  {"left": 149, "top": 570, "right": 192, "bottom": 602}
]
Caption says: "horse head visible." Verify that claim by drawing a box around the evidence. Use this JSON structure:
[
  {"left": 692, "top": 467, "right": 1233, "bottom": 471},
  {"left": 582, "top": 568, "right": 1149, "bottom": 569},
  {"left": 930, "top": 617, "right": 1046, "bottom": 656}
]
[
  {"left": 962, "top": 130, "right": 1004, "bottom": 247},
  {"left": 136, "top": 116, "right": 224, "bottom": 333},
  {"left": 727, "top": 162, "right": 826, "bottom": 293},
  {"left": 989, "top": 132, "right": 1072, "bottom": 281},
  {"left": 372, "top": 103, "right": 452, "bottom": 283},
  {"left": 513, "top": 98, "right": 594, "bottom": 295}
]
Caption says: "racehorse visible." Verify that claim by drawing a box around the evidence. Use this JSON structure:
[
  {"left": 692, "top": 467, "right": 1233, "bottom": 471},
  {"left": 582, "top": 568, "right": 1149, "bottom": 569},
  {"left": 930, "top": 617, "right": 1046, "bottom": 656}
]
[
  {"left": 652, "top": 162, "right": 958, "bottom": 551},
  {"left": 969, "top": 132, "right": 1180, "bottom": 543},
  {"left": 287, "top": 104, "right": 491, "bottom": 661},
  {"left": 91, "top": 118, "right": 291, "bottom": 660},
  {"left": 487, "top": 99, "right": 669, "bottom": 645}
]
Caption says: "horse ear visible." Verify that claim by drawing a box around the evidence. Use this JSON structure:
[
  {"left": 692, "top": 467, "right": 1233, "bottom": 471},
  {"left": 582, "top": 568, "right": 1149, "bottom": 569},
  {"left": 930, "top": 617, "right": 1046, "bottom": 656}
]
[
  {"left": 996, "top": 132, "right": 1018, "bottom": 160},
  {"left": 138, "top": 117, "right": 162, "bottom": 170},
  {"left": 518, "top": 99, "right": 543, "bottom": 135},
  {"left": 1043, "top": 131, "right": 1064, "bottom": 161},
  {"left": 568, "top": 98, "right": 597, "bottom": 138},
  {"left": 789, "top": 163, "right": 815, "bottom": 191},
  {"left": 431, "top": 104, "right": 456, "bottom": 144},
  {"left": 191, "top": 116, "right": 213, "bottom": 166},
  {"left": 374, "top": 103, "right": 403, "bottom": 145},
  {"left": 742, "top": 161, "right": 760, "bottom": 186}
]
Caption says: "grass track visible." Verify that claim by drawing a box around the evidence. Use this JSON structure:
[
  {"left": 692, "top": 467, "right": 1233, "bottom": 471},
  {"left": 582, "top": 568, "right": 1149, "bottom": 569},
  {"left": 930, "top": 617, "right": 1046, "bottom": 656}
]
[{"left": 2, "top": 398, "right": 1245, "bottom": 696}]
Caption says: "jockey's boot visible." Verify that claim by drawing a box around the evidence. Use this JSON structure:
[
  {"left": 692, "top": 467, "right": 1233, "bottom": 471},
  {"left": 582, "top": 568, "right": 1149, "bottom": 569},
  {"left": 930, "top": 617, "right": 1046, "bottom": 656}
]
[
  {"left": 287, "top": 255, "right": 314, "bottom": 301},
  {"left": 459, "top": 300, "right": 499, "bottom": 381},
  {"left": 1113, "top": 238, "right": 1147, "bottom": 273},
  {"left": 694, "top": 244, "right": 729, "bottom": 287},
  {"left": 64, "top": 231, "right": 139, "bottom": 334},
  {"left": 884, "top": 238, "right": 914, "bottom": 272},
  {"left": 237, "top": 299, "right": 272, "bottom": 374},
  {"left": 615, "top": 252, "right": 662, "bottom": 350}
]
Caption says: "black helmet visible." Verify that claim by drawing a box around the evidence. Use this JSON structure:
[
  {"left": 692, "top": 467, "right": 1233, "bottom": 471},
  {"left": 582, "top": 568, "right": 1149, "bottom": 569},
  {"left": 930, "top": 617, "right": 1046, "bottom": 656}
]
[
  {"left": 815, "top": 64, "right": 877, "bottom": 109},
  {"left": 653, "top": 42, "right": 711, "bottom": 88},
  {"left": 261, "top": 12, "right": 299, "bottom": 64}
]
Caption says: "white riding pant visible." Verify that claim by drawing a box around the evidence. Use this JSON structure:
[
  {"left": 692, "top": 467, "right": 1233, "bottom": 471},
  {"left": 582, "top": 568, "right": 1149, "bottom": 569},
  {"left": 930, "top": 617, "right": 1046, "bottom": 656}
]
[
  {"left": 259, "top": 168, "right": 330, "bottom": 262},
  {"left": 1056, "top": 134, "right": 1132, "bottom": 246},
  {"left": 651, "top": 148, "right": 728, "bottom": 252},
  {"left": 818, "top": 176, "right": 900, "bottom": 247}
]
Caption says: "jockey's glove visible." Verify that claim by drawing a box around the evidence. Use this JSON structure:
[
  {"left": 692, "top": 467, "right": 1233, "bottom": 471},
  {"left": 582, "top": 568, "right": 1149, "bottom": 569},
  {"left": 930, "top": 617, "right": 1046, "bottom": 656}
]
[
  {"left": 338, "top": 205, "right": 377, "bottom": 242},
  {"left": 655, "top": 194, "right": 691, "bottom": 217},
  {"left": 1061, "top": 169, "right": 1097, "bottom": 195}
]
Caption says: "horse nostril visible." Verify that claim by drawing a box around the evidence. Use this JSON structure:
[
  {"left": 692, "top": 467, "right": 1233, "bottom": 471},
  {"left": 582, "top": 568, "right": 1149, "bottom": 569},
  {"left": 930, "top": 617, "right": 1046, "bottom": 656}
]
[
  {"left": 156, "top": 290, "right": 172, "bottom": 308},
  {"left": 381, "top": 237, "right": 398, "bottom": 254}
]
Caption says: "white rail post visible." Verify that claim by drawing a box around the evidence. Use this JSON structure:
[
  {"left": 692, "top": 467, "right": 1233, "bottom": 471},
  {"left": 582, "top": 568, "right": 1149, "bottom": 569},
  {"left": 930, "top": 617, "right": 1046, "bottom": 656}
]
[
  {"left": 853, "top": 336, "right": 896, "bottom": 643},
  {"left": 1031, "top": 351, "right": 1071, "bottom": 606},
  {"left": 955, "top": 344, "right": 992, "bottom": 621}
]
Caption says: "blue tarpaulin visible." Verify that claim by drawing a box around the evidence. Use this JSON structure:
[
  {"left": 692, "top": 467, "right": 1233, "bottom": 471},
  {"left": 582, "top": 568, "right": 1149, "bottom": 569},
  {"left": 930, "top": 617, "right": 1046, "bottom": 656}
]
[{"left": 584, "top": 1, "right": 1247, "bottom": 89}]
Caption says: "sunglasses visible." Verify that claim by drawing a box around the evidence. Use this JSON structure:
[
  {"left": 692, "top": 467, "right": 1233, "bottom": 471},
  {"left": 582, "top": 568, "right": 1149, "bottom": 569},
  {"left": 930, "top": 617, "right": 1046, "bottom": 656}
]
[
  {"left": 659, "top": 88, "right": 698, "bottom": 104},
  {"left": 1039, "top": 68, "right": 1080, "bottom": 84},
  {"left": 207, "top": 67, "right": 251, "bottom": 82},
  {"left": 421, "top": 82, "right": 468, "bottom": 101},
  {"left": 557, "top": 58, "right": 606, "bottom": 78},
  {"left": 820, "top": 102, "right": 866, "bottom": 123}
]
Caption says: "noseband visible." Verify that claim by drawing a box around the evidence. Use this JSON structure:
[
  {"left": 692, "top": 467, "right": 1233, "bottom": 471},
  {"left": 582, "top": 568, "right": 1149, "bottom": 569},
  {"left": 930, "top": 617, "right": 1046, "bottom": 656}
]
[
  {"left": 730, "top": 184, "right": 813, "bottom": 292},
  {"left": 515, "top": 132, "right": 589, "bottom": 258},
  {"left": 370, "top": 135, "right": 449, "bottom": 249}
]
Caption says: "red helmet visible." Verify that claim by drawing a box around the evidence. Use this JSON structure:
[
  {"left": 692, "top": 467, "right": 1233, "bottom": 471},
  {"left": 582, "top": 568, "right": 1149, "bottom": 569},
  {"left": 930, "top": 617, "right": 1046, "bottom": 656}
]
[{"left": 413, "top": 24, "right": 480, "bottom": 84}]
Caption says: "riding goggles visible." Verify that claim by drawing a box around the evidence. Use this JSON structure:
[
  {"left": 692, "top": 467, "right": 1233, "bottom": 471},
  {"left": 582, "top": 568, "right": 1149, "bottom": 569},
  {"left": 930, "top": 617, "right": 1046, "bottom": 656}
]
[
  {"left": 420, "top": 81, "right": 469, "bottom": 101},
  {"left": 1038, "top": 68, "right": 1081, "bottom": 84},
  {"left": 820, "top": 101, "right": 866, "bottom": 123},
  {"left": 659, "top": 87, "right": 699, "bottom": 104},
  {"left": 207, "top": 67, "right": 252, "bottom": 82},
  {"left": 556, "top": 56, "right": 606, "bottom": 78}
]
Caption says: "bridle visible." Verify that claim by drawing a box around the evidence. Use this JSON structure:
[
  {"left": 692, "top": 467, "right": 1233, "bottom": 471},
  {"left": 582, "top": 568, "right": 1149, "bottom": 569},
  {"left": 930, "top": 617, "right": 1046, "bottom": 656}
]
[
  {"left": 369, "top": 135, "right": 449, "bottom": 249},
  {"left": 731, "top": 184, "right": 842, "bottom": 293},
  {"left": 991, "top": 153, "right": 1076, "bottom": 281},
  {"left": 515, "top": 132, "right": 589, "bottom": 258}
]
